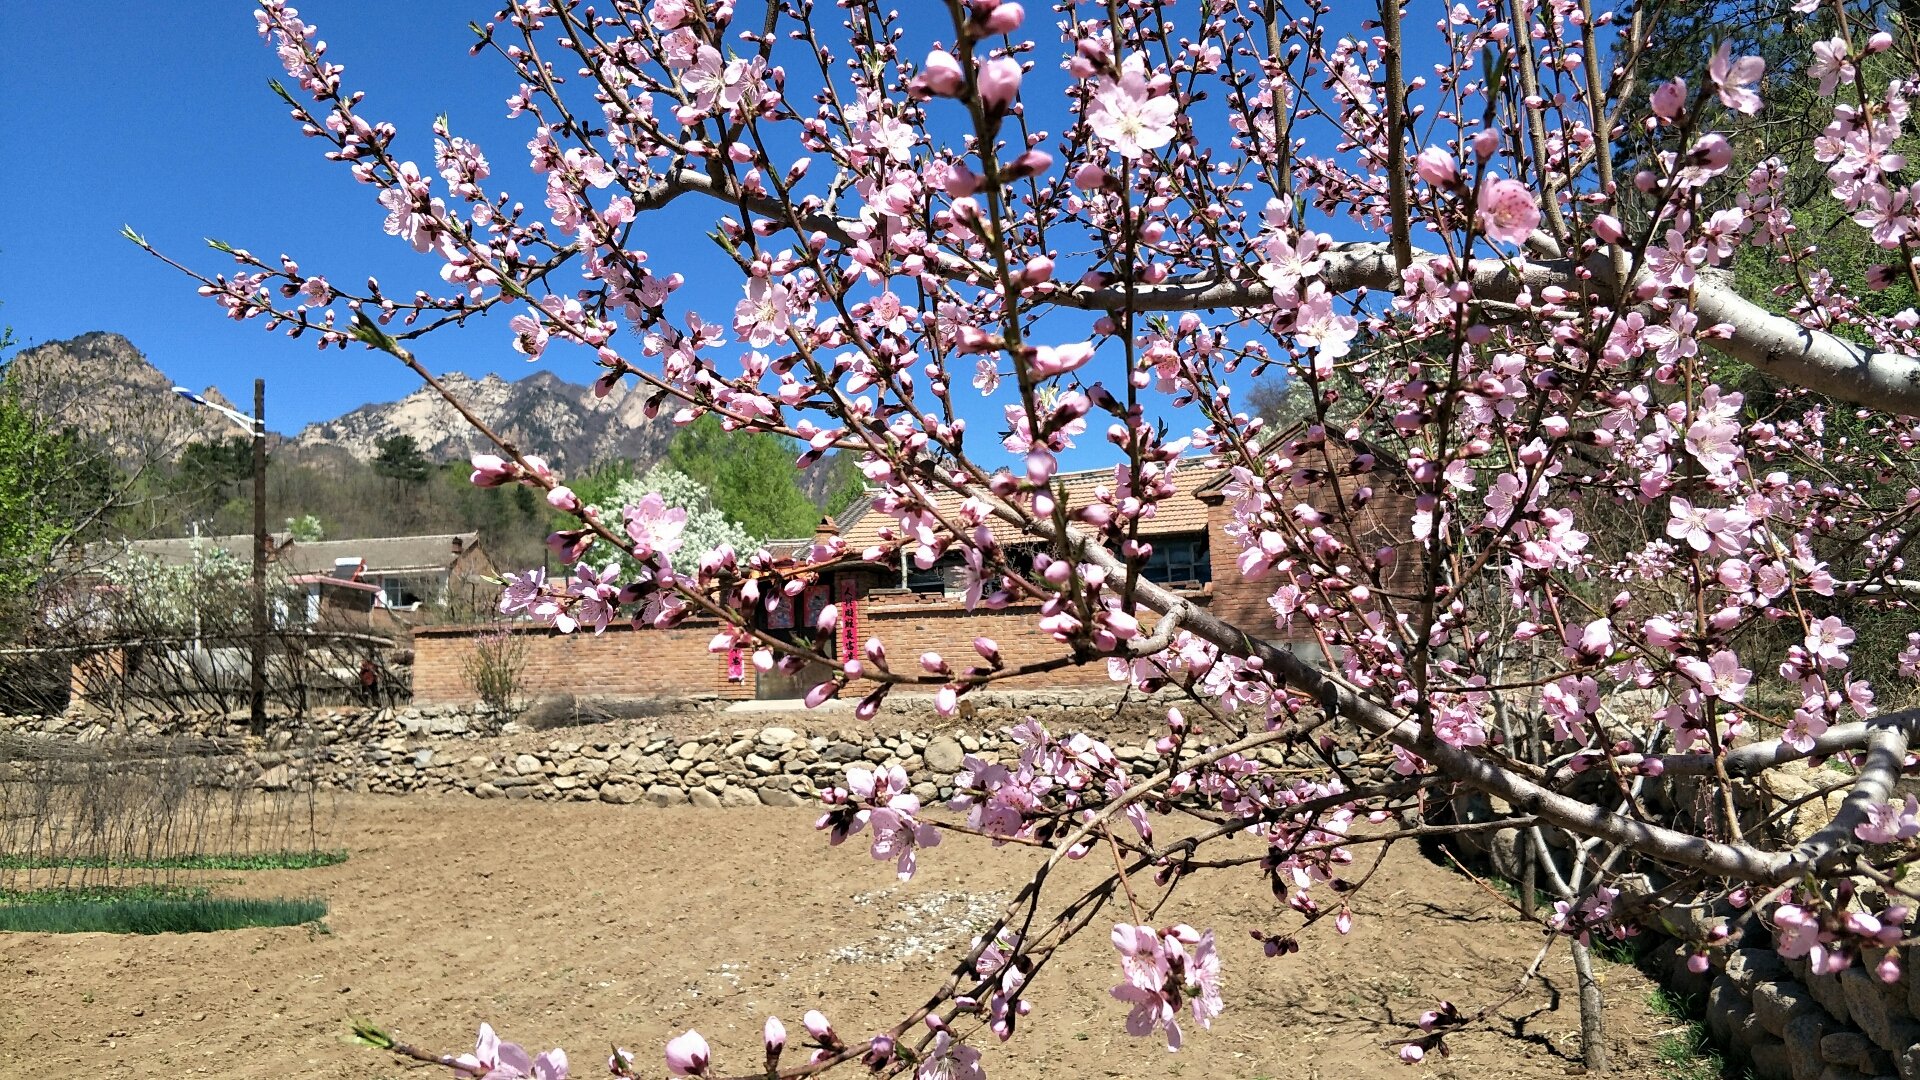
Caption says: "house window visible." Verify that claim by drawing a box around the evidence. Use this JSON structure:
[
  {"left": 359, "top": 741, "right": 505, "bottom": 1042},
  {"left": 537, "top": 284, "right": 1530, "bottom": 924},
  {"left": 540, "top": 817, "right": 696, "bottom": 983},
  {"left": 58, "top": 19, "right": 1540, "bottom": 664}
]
[
  {"left": 381, "top": 577, "right": 426, "bottom": 609},
  {"left": 905, "top": 555, "right": 960, "bottom": 594},
  {"left": 1139, "top": 534, "right": 1211, "bottom": 586}
]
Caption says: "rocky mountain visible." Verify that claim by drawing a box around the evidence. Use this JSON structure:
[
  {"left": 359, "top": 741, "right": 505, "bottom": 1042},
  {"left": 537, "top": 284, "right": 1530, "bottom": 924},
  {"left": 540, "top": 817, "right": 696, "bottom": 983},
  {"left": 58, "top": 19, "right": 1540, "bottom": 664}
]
[
  {"left": 7, "top": 334, "right": 852, "bottom": 505},
  {"left": 2, "top": 332, "right": 240, "bottom": 461},
  {"left": 289, "top": 367, "right": 673, "bottom": 473}
]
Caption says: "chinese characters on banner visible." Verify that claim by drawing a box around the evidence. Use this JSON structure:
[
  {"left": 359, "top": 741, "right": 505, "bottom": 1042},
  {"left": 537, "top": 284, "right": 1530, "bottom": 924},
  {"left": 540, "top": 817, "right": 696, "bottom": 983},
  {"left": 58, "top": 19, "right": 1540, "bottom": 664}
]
[{"left": 835, "top": 576, "right": 859, "bottom": 660}]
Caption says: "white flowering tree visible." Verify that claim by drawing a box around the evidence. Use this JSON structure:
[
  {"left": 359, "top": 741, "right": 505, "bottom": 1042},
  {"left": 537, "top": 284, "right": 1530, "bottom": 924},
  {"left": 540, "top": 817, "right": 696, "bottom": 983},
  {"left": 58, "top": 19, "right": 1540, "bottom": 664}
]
[
  {"left": 149, "top": 0, "right": 1920, "bottom": 1074},
  {"left": 594, "top": 465, "right": 757, "bottom": 576}
]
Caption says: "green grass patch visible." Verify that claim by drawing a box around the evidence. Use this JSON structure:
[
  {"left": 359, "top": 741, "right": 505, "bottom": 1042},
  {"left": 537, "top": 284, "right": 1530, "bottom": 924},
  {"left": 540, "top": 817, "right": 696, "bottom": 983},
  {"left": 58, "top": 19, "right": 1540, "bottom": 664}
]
[
  {"left": 1590, "top": 932, "right": 1652, "bottom": 966},
  {"left": 0, "top": 882, "right": 211, "bottom": 906},
  {"left": 1646, "top": 989, "right": 1734, "bottom": 1080},
  {"left": 1652, "top": 1024, "right": 1726, "bottom": 1080},
  {"left": 0, "top": 895, "right": 326, "bottom": 934},
  {"left": 0, "top": 849, "right": 347, "bottom": 872}
]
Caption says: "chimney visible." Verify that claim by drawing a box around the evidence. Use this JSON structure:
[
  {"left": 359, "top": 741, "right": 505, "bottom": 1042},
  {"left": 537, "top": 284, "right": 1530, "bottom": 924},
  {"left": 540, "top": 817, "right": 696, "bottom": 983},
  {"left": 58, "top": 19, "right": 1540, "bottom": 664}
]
[{"left": 814, "top": 515, "right": 840, "bottom": 542}]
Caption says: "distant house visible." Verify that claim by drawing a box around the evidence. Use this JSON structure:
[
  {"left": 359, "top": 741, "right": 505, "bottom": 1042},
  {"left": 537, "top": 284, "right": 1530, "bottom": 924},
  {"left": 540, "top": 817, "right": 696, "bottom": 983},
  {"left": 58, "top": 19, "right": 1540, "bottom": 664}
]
[
  {"left": 406, "top": 433, "right": 1422, "bottom": 707},
  {"left": 111, "top": 531, "right": 496, "bottom": 617},
  {"left": 278, "top": 533, "right": 494, "bottom": 612}
]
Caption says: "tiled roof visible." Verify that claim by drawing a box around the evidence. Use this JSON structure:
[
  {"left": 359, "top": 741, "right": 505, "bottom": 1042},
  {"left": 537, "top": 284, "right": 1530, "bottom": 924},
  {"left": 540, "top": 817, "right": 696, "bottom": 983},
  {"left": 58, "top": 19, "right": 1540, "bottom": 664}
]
[
  {"left": 1192, "top": 422, "right": 1405, "bottom": 500},
  {"left": 113, "top": 533, "right": 294, "bottom": 567},
  {"left": 836, "top": 461, "right": 1217, "bottom": 555},
  {"left": 280, "top": 534, "right": 481, "bottom": 576},
  {"left": 115, "top": 533, "right": 479, "bottom": 577}
]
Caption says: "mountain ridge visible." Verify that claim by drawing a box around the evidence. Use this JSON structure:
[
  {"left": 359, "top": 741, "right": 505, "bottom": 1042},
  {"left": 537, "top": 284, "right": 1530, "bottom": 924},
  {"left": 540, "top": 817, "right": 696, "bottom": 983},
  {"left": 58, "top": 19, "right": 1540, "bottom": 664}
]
[{"left": 6, "top": 332, "right": 674, "bottom": 475}]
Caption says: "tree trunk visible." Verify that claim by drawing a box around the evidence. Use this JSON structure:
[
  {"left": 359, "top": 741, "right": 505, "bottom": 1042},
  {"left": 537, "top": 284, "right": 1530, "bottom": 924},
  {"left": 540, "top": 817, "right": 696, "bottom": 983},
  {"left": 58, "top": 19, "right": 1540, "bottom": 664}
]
[{"left": 1569, "top": 939, "right": 1608, "bottom": 1073}]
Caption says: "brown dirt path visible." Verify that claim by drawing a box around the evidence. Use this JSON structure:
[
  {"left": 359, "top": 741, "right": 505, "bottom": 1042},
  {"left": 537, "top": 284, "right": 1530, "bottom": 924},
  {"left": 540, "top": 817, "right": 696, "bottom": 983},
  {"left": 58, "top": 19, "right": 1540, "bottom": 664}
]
[{"left": 0, "top": 796, "right": 1673, "bottom": 1079}]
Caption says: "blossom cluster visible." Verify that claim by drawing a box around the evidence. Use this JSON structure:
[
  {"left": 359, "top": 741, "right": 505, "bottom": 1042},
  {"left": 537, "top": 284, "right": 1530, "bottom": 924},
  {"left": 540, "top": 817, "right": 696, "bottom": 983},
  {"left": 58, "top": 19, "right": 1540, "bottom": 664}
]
[{"left": 165, "top": 0, "right": 1920, "bottom": 1073}]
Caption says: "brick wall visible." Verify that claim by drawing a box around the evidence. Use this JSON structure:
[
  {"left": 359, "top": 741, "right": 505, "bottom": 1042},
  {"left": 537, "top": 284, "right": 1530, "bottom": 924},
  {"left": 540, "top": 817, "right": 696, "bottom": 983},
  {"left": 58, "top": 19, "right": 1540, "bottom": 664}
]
[
  {"left": 412, "top": 596, "right": 1130, "bottom": 706},
  {"left": 413, "top": 622, "right": 745, "bottom": 704},
  {"left": 854, "top": 592, "right": 1123, "bottom": 691},
  {"left": 1199, "top": 451, "right": 1424, "bottom": 641}
]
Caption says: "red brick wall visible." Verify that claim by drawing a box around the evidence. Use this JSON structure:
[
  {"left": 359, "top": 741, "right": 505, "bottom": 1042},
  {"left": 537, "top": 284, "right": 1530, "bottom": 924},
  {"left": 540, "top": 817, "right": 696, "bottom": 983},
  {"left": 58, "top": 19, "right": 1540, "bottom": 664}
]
[
  {"left": 1200, "top": 462, "right": 1424, "bottom": 641},
  {"left": 413, "top": 622, "right": 745, "bottom": 704},
  {"left": 411, "top": 597, "right": 1123, "bottom": 705},
  {"left": 854, "top": 592, "right": 1118, "bottom": 690}
]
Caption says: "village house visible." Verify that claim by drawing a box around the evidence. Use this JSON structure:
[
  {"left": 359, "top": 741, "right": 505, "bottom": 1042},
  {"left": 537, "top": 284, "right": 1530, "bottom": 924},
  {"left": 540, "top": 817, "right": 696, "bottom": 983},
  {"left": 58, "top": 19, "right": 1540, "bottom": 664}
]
[
  {"left": 113, "top": 531, "right": 497, "bottom": 625},
  {"left": 411, "top": 436, "right": 1420, "bottom": 707}
]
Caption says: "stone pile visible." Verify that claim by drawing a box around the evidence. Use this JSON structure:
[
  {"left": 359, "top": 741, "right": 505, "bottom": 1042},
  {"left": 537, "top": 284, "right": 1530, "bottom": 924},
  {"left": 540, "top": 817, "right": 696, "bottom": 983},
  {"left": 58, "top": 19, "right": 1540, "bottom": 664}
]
[
  {"left": 233, "top": 724, "right": 1175, "bottom": 810},
  {"left": 1643, "top": 917, "right": 1920, "bottom": 1080},
  {"left": 0, "top": 704, "right": 505, "bottom": 747}
]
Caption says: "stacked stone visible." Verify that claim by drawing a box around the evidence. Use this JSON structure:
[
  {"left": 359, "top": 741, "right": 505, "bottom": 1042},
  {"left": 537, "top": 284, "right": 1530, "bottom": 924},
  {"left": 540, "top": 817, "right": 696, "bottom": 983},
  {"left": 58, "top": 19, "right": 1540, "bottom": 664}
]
[
  {"left": 1641, "top": 905, "right": 1920, "bottom": 1080},
  {"left": 238, "top": 725, "right": 1188, "bottom": 811}
]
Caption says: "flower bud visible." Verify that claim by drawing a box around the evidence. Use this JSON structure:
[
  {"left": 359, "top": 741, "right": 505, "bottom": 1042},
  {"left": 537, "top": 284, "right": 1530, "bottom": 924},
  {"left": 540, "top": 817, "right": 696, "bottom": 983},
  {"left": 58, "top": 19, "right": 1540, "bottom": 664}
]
[
  {"left": 665, "top": 1030, "right": 711, "bottom": 1077},
  {"left": 920, "top": 49, "right": 965, "bottom": 96},
  {"left": 977, "top": 57, "right": 1023, "bottom": 112},
  {"left": 1414, "top": 146, "right": 1458, "bottom": 186},
  {"left": 982, "top": 2, "right": 1023, "bottom": 34}
]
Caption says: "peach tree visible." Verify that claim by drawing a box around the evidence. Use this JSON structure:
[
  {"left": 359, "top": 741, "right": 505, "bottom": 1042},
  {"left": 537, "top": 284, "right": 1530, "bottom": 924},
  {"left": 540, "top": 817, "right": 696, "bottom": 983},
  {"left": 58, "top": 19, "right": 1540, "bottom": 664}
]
[{"left": 147, "top": 0, "right": 1920, "bottom": 1073}]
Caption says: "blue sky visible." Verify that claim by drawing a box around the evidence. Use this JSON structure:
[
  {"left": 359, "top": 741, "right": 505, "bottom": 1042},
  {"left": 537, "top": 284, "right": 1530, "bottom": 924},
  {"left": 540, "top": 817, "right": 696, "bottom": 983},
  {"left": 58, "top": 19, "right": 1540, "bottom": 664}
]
[
  {"left": 0, "top": 1, "right": 1436, "bottom": 452},
  {"left": 0, "top": 2, "right": 728, "bottom": 433}
]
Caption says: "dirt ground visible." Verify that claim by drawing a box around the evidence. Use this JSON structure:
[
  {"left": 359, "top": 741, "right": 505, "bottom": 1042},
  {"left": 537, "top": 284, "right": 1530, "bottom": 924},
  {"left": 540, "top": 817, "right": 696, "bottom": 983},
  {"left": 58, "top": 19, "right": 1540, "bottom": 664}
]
[{"left": 0, "top": 796, "right": 1677, "bottom": 1079}]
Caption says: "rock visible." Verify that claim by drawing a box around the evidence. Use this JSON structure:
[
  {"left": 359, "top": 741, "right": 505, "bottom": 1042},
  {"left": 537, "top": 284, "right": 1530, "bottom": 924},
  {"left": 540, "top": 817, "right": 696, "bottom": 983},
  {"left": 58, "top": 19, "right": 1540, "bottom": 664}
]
[
  {"left": 474, "top": 783, "right": 503, "bottom": 799},
  {"left": 1842, "top": 967, "right": 1915, "bottom": 1051},
  {"left": 1809, "top": 969, "right": 1852, "bottom": 1023},
  {"left": 1787, "top": 1010, "right": 1837, "bottom": 1080},
  {"left": 759, "top": 789, "right": 803, "bottom": 808},
  {"left": 758, "top": 726, "right": 798, "bottom": 747},
  {"left": 521, "top": 693, "right": 577, "bottom": 730},
  {"left": 645, "top": 784, "right": 689, "bottom": 807},
  {"left": 601, "top": 783, "right": 642, "bottom": 805},
  {"left": 745, "top": 753, "right": 779, "bottom": 775},
  {"left": 720, "top": 786, "right": 760, "bottom": 809},
  {"left": 1710, "top": 975, "right": 1754, "bottom": 1047},
  {"left": 513, "top": 754, "right": 543, "bottom": 777},
  {"left": 910, "top": 781, "right": 938, "bottom": 804},
  {"left": 1822, "top": 1032, "right": 1893, "bottom": 1075},
  {"left": 924, "top": 737, "right": 965, "bottom": 774},
  {"left": 822, "top": 742, "right": 864, "bottom": 763},
  {"left": 411, "top": 748, "right": 435, "bottom": 769},
  {"left": 1898, "top": 1041, "right": 1920, "bottom": 1080},
  {"left": 689, "top": 788, "right": 722, "bottom": 810},
  {"left": 1756, "top": 981, "right": 1825, "bottom": 1037},
  {"left": 255, "top": 764, "right": 290, "bottom": 791},
  {"left": 1729, "top": 949, "right": 1791, "bottom": 993},
  {"left": 552, "top": 776, "right": 581, "bottom": 791},
  {"left": 1750, "top": 1037, "right": 1794, "bottom": 1080}
]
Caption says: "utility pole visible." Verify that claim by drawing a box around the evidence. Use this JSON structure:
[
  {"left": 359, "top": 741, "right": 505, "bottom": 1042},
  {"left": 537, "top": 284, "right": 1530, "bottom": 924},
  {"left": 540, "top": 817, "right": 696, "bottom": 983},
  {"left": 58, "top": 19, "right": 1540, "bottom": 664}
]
[
  {"left": 251, "top": 378, "right": 268, "bottom": 735},
  {"left": 170, "top": 381, "right": 272, "bottom": 733}
]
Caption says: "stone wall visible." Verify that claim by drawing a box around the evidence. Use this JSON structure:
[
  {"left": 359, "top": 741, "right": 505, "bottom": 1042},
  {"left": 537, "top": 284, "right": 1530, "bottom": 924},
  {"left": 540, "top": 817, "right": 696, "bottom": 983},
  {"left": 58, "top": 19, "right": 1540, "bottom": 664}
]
[
  {"left": 1447, "top": 782, "right": 1920, "bottom": 1080},
  {"left": 201, "top": 719, "right": 1191, "bottom": 812},
  {"left": 1640, "top": 910, "right": 1920, "bottom": 1080},
  {"left": 0, "top": 704, "right": 508, "bottom": 746}
]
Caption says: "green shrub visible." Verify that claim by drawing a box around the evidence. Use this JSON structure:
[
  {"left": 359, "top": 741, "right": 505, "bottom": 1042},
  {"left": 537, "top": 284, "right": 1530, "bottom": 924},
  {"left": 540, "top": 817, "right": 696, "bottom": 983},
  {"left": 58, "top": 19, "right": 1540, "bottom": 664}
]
[
  {"left": 0, "top": 895, "right": 326, "bottom": 934},
  {"left": 0, "top": 849, "right": 347, "bottom": 872}
]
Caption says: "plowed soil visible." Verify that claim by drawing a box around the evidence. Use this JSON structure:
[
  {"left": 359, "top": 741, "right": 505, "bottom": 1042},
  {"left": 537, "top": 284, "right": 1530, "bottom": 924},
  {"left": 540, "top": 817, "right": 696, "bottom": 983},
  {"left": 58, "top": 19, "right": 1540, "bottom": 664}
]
[{"left": 0, "top": 796, "right": 1675, "bottom": 1079}]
